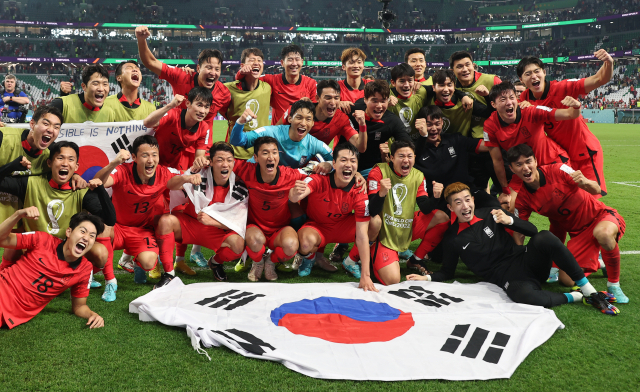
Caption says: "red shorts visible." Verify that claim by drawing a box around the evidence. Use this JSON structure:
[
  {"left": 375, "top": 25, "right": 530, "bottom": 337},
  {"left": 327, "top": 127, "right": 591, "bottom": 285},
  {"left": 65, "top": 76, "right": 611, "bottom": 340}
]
[
  {"left": 176, "top": 213, "right": 238, "bottom": 251},
  {"left": 411, "top": 210, "right": 438, "bottom": 241},
  {"left": 370, "top": 242, "right": 399, "bottom": 285},
  {"left": 567, "top": 209, "right": 625, "bottom": 273},
  {"left": 112, "top": 223, "right": 158, "bottom": 256},
  {"left": 301, "top": 215, "right": 358, "bottom": 248},
  {"left": 573, "top": 150, "right": 606, "bottom": 197},
  {"left": 246, "top": 224, "right": 288, "bottom": 249}
]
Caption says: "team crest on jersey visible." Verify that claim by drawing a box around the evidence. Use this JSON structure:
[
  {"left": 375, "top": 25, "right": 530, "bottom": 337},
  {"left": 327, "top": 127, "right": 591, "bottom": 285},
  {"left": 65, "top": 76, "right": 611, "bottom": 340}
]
[
  {"left": 382, "top": 252, "right": 389, "bottom": 262},
  {"left": 483, "top": 227, "right": 494, "bottom": 238},
  {"left": 552, "top": 188, "right": 565, "bottom": 199},
  {"left": 520, "top": 127, "right": 531, "bottom": 138},
  {"left": 375, "top": 132, "right": 381, "bottom": 140},
  {"left": 341, "top": 202, "right": 350, "bottom": 214},
  {"left": 319, "top": 128, "right": 330, "bottom": 139},
  {"left": 448, "top": 147, "right": 456, "bottom": 158},
  {"left": 277, "top": 191, "right": 286, "bottom": 199}
]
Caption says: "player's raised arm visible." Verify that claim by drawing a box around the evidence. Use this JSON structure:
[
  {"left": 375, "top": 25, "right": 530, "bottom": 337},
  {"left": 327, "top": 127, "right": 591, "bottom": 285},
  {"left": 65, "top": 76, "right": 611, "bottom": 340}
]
[
  {"left": 229, "top": 108, "right": 258, "bottom": 147},
  {"left": 553, "top": 96, "right": 582, "bottom": 121},
  {"left": 0, "top": 207, "right": 39, "bottom": 248},
  {"left": 584, "top": 49, "right": 614, "bottom": 94},
  {"left": 93, "top": 149, "right": 131, "bottom": 188},
  {"left": 71, "top": 297, "right": 104, "bottom": 329},
  {"left": 288, "top": 180, "right": 311, "bottom": 203},
  {"left": 135, "top": 26, "right": 163, "bottom": 76},
  {"left": 143, "top": 94, "right": 185, "bottom": 128},
  {"left": 352, "top": 109, "right": 368, "bottom": 153},
  {"left": 166, "top": 172, "right": 202, "bottom": 190}
]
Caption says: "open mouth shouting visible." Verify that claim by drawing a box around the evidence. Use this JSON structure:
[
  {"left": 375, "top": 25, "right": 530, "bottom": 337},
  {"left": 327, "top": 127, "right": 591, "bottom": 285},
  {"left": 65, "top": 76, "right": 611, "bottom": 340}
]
[
  {"left": 440, "top": 90, "right": 452, "bottom": 102},
  {"left": 144, "top": 163, "right": 155, "bottom": 175},
  {"left": 58, "top": 168, "right": 70, "bottom": 182},
  {"left": 325, "top": 105, "right": 336, "bottom": 117},
  {"left": 505, "top": 106, "right": 515, "bottom": 117},
  {"left": 40, "top": 134, "right": 53, "bottom": 148},
  {"left": 371, "top": 107, "right": 385, "bottom": 120},
  {"left": 531, "top": 80, "right": 541, "bottom": 90},
  {"left": 427, "top": 130, "right": 440, "bottom": 141},
  {"left": 251, "top": 66, "right": 261, "bottom": 76},
  {"left": 220, "top": 168, "right": 230, "bottom": 179},
  {"left": 265, "top": 162, "right": 276, "bottom": 174},
  {"left": 73, "top": 240, "right": 88, "bottom": 257},
  {"left": 131, "top": 73, "right": 140, "bottom": 84},
  {"left": 522, "top": 169, "right": 533, "bottom": 182},
  {"left": 341, "top": 167, "right": 353, "bottom": 181},
  {"left": 94, "top": 92, "right": 105, "bottom": 104},
  {"left": 399, "top": 86, "right": 412, "bottom": 98},
  {"left": 460, "top": 208, "right": 473, "bottom": 221},
  {"left": 296, "top": 126, "right": 307, "bottom": 138},
  {"left": 399, "top": 162, "right": 411, "bottom": 175},
  {"left": 204, "top": 76, "right": 216, "bottom": 87}
]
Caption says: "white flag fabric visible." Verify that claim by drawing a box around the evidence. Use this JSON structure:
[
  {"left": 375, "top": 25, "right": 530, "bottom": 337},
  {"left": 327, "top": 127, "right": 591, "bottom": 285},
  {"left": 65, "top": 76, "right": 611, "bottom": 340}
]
[{"left": 130, "top": 278, "right": 564, "bottom": 381}]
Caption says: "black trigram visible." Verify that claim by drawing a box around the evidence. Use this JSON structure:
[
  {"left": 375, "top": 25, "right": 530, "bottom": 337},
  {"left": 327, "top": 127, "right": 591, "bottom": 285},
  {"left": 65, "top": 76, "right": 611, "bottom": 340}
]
[
  {"left": 210, "top": 328, "right": 275, "bottom": 356},
  {"left": 111, "top": 134, "right": 133, "bottom": 155},
  {"left": 440, "top": 324, "right": 510, "bottom": 364},
  {"left": 232, "top": 179, "right": 248, "bottom": 202},
  {"left": 193, "top": 177, "right": 208, "bottom": 193},
  {"left": 195, "top": 289, "right": 265, "bottom": 311},
  {"left": 388, "top": 285, "right": 463, "bottom": 308}
]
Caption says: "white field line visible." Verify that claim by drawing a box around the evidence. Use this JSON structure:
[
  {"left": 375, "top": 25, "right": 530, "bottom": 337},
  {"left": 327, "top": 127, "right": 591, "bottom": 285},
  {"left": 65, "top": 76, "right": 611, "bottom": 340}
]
[
  {"left": 612, "top": 182, "right": 640, "bottom": 188},
  {"left": 621, "top": 251, "right": 640, "bottom": 255}
]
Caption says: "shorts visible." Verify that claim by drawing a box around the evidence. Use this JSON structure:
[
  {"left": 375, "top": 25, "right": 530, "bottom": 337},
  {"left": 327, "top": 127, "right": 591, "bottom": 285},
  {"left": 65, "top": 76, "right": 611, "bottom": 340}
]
[
  {"left": 176, "top": 213, "right": 238, "bottom": 251},
  {"left": 567, "top": 209, "right": 625, "bottom": 273},
  {"left": 370, "top": 242, "right": 399, "bottom": 285},
  {"left": 301, "top": 215, "right": 358, "bottom": 248},
  {"left": 573, "top": 149, "right": 606, "bottom": 197},
  {"left": 410, "top": 210, "right": 437, "bottom": 241},
  {"left": 246, "top": 224, "right": 288, "bottom": 249},
  {"left": 112, "top": 223, "right": 158, "bottom": 256}
]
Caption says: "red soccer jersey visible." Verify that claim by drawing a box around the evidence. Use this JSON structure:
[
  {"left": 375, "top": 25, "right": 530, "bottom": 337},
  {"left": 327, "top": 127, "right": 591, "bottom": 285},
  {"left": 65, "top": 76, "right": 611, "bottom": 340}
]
[
  {"left": 367, "top": 164, "right": 429, "bottom": 198},
  {"left": 110, "top": 162, "right": 179, "bottom": 227},
  {"left": 282, "top": 105, "right": 357, "bottom": 146},
  {"left": 338, "top": 78, "right": 371, "bottom": 103},
  {"left": 305, "top": 174, "right": 370, "bottom": 226},
  {"left": 483, "top": 106, "right": 569, "bottom": 166},
  {"left": 184, "top": 184, "right": 229, "bottom": 219},
  {"left": 514, "top": 163, "right": 608, "bottom": 234},
  {"left": 519, "top": 79, "right": 601, "bottom": 161},
  {"left": 154, "top": 107, "right": 210, "bottom": 170},
  {"left": 232, "top": 159, "right": 307, "bottom": 235},
  {"left": 0, "top": 231, "right": 92, "bottom": 329}
]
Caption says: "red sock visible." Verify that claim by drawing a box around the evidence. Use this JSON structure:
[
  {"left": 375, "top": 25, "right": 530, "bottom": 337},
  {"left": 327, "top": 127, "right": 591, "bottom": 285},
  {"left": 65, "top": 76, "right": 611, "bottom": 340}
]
[
  {"left": 246, "top": 245, "right": 265, "bottom": 262},
  {"left": 156, "top": 232, "right": 175, "bottom": 273},
  {"left": 0, "top": 257, "right": 15, "bottom": 271},
  {"left": 601, "top": 244, "right": 621, "bottom": 283},
  {"left": 348, "top": 245, "right": 360, "bottom": 262},
  {"left": 176, "top": 242, "right": 188, "bottom": 258},
  {"left": 415, "top": 222, "right": 449, "bottom": 259},
  {"left": 213, "top": 247, "right": 243, "bottom": 264},
  {"left": 95, "top": 237, "right": 115, "bottom": 281},
  {"left": 270, "top": 247, "right": 287, "bottom": 263}
]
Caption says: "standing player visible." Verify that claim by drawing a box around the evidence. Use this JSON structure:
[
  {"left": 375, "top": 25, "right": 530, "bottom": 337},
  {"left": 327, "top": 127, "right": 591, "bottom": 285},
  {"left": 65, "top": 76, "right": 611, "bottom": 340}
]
[
  {"left": 408, "top": 182, "right": 620, "bottom": 316},
  {"left": 507, "top": 144, "right": 628, "bottom": 303},
  {"left": 405, "top": 48, "right": 432, "bottom": 87},
  {"left": 388, "top": 63, "right": 430, "bottom": 140},
  {"left": 337, "top": 47, "right": 371, "bottom": 113},
  {"left": 235, "top": 44, "right": 316, "bottom": 125},
  {"left": 224, "top": 48, "right": 272, "bottom": 160},
  {"left": 517, "top": 51, "right": 613, "bottom": 196},
  {"left": 103, "top": 60, "right": 157, "bottom": 121},
  {"left": 0, "top": 208, "right": 106, "bottom": 329}
]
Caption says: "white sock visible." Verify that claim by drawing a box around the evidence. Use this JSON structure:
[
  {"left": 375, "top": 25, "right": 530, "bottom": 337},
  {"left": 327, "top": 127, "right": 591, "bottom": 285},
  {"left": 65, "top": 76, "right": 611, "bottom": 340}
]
[
  {"left": 175, "top": 256, "right": 185, "bottom": 263},
  {"left": 607, "top": 281, "right": 620, "bottom": 288},
  {"left": 344, "top": 256, "right": 357, "bottom": 267},
  {"left": 120, "top": 252, "right": 133, "bottom": 262},
  {"left": 579, "top": 282, "right": 597, "bottom": 297},
  {"left": 599, "top": 259, "right": 606, "bottom": 269},
  {"left": 191, "top": 245, "right": 201, "bottom": 255},
  {"left": 167, "top": 270, "right": 175, "bottom": 276},
  {"left": 568, "top": 292, "right": 583, "bottom": 303},
  {"left": 413, "top": 255, "right": 423, "bottom": 261},
  {"left": 106, "top": 278, "right": 117, "bottom": 285}
]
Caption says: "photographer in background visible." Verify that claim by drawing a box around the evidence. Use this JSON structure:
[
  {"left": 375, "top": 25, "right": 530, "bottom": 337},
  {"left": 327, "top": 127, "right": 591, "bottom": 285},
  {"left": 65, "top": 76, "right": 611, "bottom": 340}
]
[{"left": 1, "top": 75, "right": 30, "bottom": 123}]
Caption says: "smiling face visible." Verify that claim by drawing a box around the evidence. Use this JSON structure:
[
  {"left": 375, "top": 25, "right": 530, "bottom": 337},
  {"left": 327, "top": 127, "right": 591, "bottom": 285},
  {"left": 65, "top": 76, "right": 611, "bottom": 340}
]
[
  {"left": 391, "top": 147, "right": 415, "bottom": 177},
  {"left": 281, "top": 52, "right": 303, "bottom": 78},
  {"left": 254, "top": 142, "right": 279, "bottom": 177},
  {"left": 447, "top": 189, "right": 475, "bottom": 223},
  {"left": 118, "top": 62, "right": 141, "bottom": 89},
  {"left": 197, "top": 57, "right": 222, "bottom": 89},
  {"left": 452, "top": 57, "right": 474, "bottom": 87},
  {"left": 364, "top": 92, "right": 388, "bottom": 121},
  {"left": 519, "top": 64, "right": 546, "bottom": 95},
  {"left": 434, "top": 77, "right": 455, "bottom": 103},
  {"left": 391, "top": 75, "right": 414, "bottom": 100},
  {"left": 509, "top": 154, "right": 539, "bottom": 185},
  {"left": 333, "top": 149, "right": 358, "bottom": 184},
  {"left": 29, "top": 113, "right": 62, "bottom": 150},
  {"left": 132, "top": 143, "right": 160, "bottom": 181},
  {"left": 407, "top": 52, "right": 426, "bottom": 80},
  {"left": 242, "top": 54, "right": 264, "bottom": 79},
  {"left": 342, "top": 55, "right": 364, "bottom": 79},
  {"left": 491, "top": 89, "right": 519, "bottom": 124},
  {"left": 211, "top": 150, "right": 235, "bottom": 185},
  {"left": 185, "top": 97, "right": 211, "bottom": 123},
  {"left": 47, "top": 147, "right": 79, "bottom": 185},
  {"left": 65, "top": 221, "right": 97, "bottom": 259},
  {"left": 288, "top": 108, "right": 314, "bottom": 142},
  {"left": 81, "top": 72, "right": 109, "bottom": 108},
  {"left": 316, "top": 87, "right": 340, "bottom": 118},
  {"left": 423, "top": 115, "right": 443, "bottom": 144}
]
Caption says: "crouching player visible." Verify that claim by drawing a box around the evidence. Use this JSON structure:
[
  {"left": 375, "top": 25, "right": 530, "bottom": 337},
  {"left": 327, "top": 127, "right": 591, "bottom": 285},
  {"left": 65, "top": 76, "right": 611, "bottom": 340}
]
[
  {"left": 156, "top": 142, "right": 247, "bottom": 282},
  {"left": 289, "top": 143, "right": 377, "bottom": 291},
  {"left": 508, "top": 144, "right": 628, "bottom": 303},
  {"left": 0, "top": 207, "right": 105, "bottom": 329},
  {"left": 408, "top": 182, "right": 619, "bottom": 315}
]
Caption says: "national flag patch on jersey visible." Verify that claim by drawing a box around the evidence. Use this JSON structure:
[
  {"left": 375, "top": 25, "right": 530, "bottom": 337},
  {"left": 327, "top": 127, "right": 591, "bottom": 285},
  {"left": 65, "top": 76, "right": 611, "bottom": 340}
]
[{"left": 369, "top": 180, "right": 378, "bottom": 190}]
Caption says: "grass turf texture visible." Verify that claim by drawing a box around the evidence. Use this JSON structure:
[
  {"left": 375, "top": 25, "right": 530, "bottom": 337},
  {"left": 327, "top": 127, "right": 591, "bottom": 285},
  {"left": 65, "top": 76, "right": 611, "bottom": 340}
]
[{"left": 1, "top": 123, "right": 639, "bottom": 391}]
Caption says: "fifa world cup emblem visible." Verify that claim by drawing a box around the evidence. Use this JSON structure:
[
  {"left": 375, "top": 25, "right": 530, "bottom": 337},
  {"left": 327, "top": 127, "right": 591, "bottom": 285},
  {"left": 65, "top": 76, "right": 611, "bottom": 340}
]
[
  {"left": 399, "top": 107, "right": 413, "bottom": 132},
  {"left": 47, "top": 199, "right": 65, "bottom": 235},
  {"left": 246, "top": 99, "right": 260, "bottom": 129},
  {"left": 391, "top": 183, "right": 408, "bottom": 215}
]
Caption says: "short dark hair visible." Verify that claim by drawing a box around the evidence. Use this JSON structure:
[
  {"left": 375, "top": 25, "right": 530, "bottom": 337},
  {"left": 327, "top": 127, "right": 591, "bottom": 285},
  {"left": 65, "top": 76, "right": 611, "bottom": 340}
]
[
  {"left": 32, "top": 105, "right": 64, "bottom": 125},
  {"left": 432, "top": 69, "right": 456, "bottom": 85},
  {"left": 404, "top": 48, "right": 426, "bottom": 63},
  {"left": 241, "top": 47, "right": 264, "bottom": 64},
  {"left": 516, "top": 56, "right": 544, "bottom": 78},
  {"left": 390, "top": 140, "right": 415, "bottom": 155},
  {"left": 187, "top": 86, "right": 214, "bottom": 106},
  {"left": 317, "top": 79, "right": 341, "bottom": 97},
  {"left": 390, "top": 63, "right": 415, "bottom": 82},
  {"left": 253, "top": 136, "right": 279, "bottom": 154},
  {"left": 198, "top": 49, "right": 224, "bottom": 66},
  {"left": 514, "top": 81, "right": 525, "bottom": 87},
  {"left": 333, "top": 142, "right": 359, "bottom": 162},
  {"left": 364, "top": 79, "right": 390, "bottom": 100},
  {"left": 209, "top": 141, "right": 235, "bottom": 158},
  {"left": 505, "top": 143, "right": 535, "bottom": 164},
  {"left": 69, "top": 212, "right": 105, "bottom": 237},
  {"left": 288, "top": 100, "right": 316, "bottom": 119},
  {"left": 415, "top": 105, "right": 443, "bottom": 121},
  {"left": 81, "top": 64, "right": 109, "bottom": 85},
  {"left": 488, "top": 81, "right": 517, "bottom": 103},
  {"left": 49, "top": 141, "right": 79, "bottom": 160},
  {"left": 280, "top": 44, "right": 304, "bottom": 60},
  {"left": 449, "top": 51, "right": 473, "bottom": 68},
  {"left": 132, "top": 135, "right": 159, "bottom": 155},
  {"left": 115, "top": 60, "right": 139, "bottom": 88}
]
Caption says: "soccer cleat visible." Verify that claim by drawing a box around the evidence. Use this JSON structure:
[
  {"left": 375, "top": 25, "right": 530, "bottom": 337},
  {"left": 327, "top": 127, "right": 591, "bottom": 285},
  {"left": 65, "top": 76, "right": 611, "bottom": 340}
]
[
  {"left": 190, "top": 251, "right": 208, "bottom": 268},
  {"left": 607, "top": 285, "right": 629, "bottom": 304},
  {"left": 342, "top": 259, "right": 361, "bottom": 279},
  {"left": 291, "top": 254, "right": 304, "bottom": 271},
  {"left": 315, "top": 253, "right": 338, "bottom": 272},
  {"left": 148, "top": 263, "right": 162, "bottom": 279},
  {"left": 175, "top": 259, "right": 196, "bottom": 276},
  {"left": 235, "top": 259, "right": 249, "bottom": 272},
  {"left": 398, "top": 249, "right": 414, "bottom": 260},
  {"left": 583, "top": 292, "right": 620, "bottom": 315},
  {"left": 406, "top": 256, "right": 430, "bottom": 276},
  {"left": 329, "top": 243, "right": 349, "bottom": 263},
  {"left": 297, "top": 257, "right": 315, "bottom": 277},
  {"left": 153, "top": 273, "right": 176, "bottom": 289},
  {"left": 208, "top": 257, "right": 227, "bottom": 282},
  {"left": 90, "top": 277, "right": 102, "bottom": 288},
  {"left": 101, "top": 282, "right": 117, "bottom": 302},
  {"left": 547, "top": 268, "right": 559, "bottom": 283},
  {"left": 248, "top": 260, "right": 264, "bottom": 282},
  {"left": 134, "top": 266, "right": 147, "bottom": 284},
  {"left": 117, "top": 256, "right": 134, "bottom": 273},
  {"left": 276, "top": 262, "right": 293, "bottom": 272},
  {"left": 264, "top": 256, "right": 278, "bottom": 281}
]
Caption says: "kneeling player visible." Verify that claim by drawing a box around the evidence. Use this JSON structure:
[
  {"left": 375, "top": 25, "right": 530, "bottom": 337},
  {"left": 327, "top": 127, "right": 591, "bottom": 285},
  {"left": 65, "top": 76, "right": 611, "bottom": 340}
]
[
  {"left": 508, "top": 144, "right": 628, "bottom": 303},
  {"left": 157, "top": 142, "right": 246, "bottom": 282},
  {"left": 0, "top": 208, "right": 105, "bottom": 329},
  {"left": 289, "top": 143, "right": 376, "bottom": 291},
  {"left": 408, "top": 182, "right": 619, "bottom": 315}
]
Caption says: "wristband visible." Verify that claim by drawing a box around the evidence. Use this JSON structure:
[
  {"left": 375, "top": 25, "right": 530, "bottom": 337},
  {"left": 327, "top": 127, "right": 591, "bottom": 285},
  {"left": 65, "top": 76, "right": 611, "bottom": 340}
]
[
  {"left": 426, "top": 274, "right": 432, "bottom": 281},
  {"left": 501, "top": 186, "right": 510, "bottom": 195},
  {"left": 508, "top": 216, "right": 514, "bottom": 226},
  {"left": 9, "top": 96, "right": 12, "bottom": 101},
  {"left": 358, "top": 124, "right": 367, "bottom": 133}
]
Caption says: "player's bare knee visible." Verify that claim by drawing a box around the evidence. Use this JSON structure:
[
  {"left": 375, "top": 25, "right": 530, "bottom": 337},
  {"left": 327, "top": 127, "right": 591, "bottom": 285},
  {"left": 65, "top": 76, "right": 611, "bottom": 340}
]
[
  {"left": 156, "top": 214, "right": 174, "bottom": 234},
  {"left": 434, "top": 209, "right": 449, "bottom": 225},
  {"left": 224, "top": 235, "right": 245, "bottom": 255},
  {"left": 368, "top": 216, "right": 382, "bottom": 238},
  {"left": 594, "top": 226, "right": 617, "bottom": 251},
  {"left": 246, "top": 232, "right": 266, "bottom": 251},
  {"left": 86, "top": 244, "right": 107, "bottom": 269},
  {"left": 137, "top": 252, "right": 157, "bottom": 270},
  {"left": 282, "top": 236, "right": 299, "bottom": 256}
]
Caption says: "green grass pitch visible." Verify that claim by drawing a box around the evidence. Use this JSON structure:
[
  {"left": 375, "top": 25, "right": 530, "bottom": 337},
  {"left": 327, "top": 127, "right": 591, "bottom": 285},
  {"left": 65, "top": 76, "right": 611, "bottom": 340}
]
[{"left": 1, "top": 123, "right": 639, "bottom": 391}]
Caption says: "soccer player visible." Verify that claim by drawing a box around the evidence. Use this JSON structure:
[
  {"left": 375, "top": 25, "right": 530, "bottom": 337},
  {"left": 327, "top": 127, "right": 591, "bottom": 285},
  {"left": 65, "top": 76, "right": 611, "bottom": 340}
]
[
  {"left": 235, "top": 44, "right": 316, "bottom": 125},
  {"left": 50, "top": 65, "right": 116, "bottom": 123},
  {"left": 94, "top": 136, "right": 201, "bottom": 290},
  {"left": 388, "top": 63, "right": 430, "bottom": 140},
  {"left": 407, "top": 182, "right": 620, "bottom": 316},
  {"left": 103, "top": 60, "right": 157, "bottom": 121},
  {"left": 517, "top": 51, "right": 613, "bottom": 195},
  {"left": 0, "top": 208, "right": 106, "bottom": 329},
  {"left": 405, "top": 48, "right": 432, "bottom": 86},
  {"left": 224, "top": 48, "right": 272, "bottom": 160},
  {"left": 507, "top": 144, "right": 628, "bottom": 303},
  {"left": 289, "top": 143, "right": 375, "bottom": 288},
  {"left": 156, "top": 142, "right": 246, "bottom": 282},
  {"left": 337, "top": 47, "right": 371, "bottom": 113},
  {"left": 231, "top": 133, "right": 309, "bottom": 282}
]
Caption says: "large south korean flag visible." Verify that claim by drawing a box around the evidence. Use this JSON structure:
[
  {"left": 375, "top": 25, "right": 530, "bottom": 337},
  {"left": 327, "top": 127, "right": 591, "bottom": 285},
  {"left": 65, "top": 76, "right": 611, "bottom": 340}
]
[{"left": 130, "top": 279, "right": 564, "bottom": 381}]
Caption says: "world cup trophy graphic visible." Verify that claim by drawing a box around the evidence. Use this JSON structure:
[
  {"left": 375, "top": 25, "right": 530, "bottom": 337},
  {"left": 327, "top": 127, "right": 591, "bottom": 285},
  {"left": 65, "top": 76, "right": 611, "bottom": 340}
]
[
  {"left": 47, "top": 199, "right": 65, "bottom": 235},
  {"left": 391, "top": 183, "right": 408, "bottom": 215},
  {"left": 399, "top": 107, "right": 413, "bottom": 132},
  {"left": 246, "top": 99, "right": 260, "bottom": 129}
]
